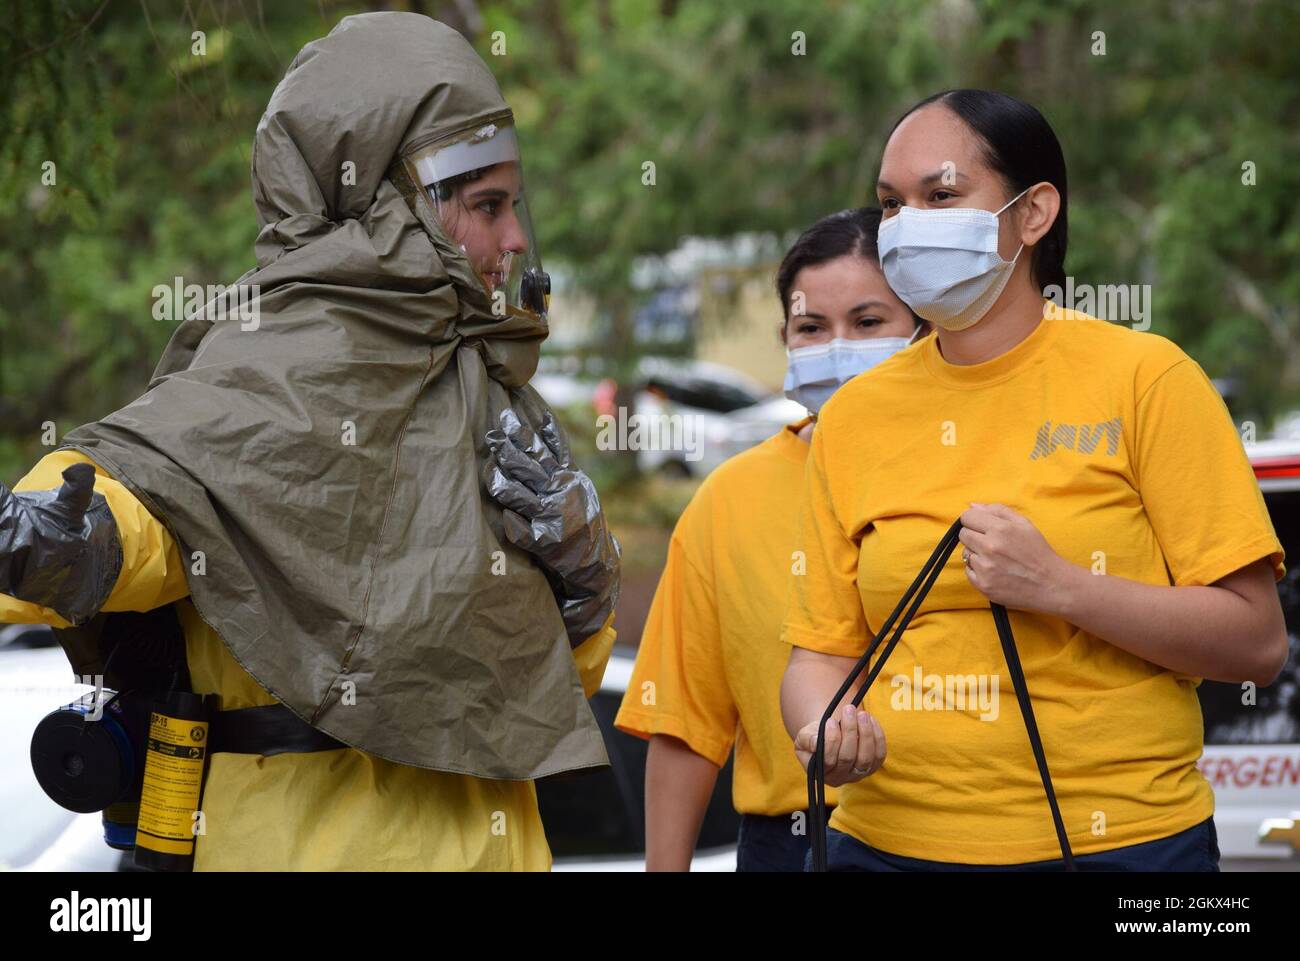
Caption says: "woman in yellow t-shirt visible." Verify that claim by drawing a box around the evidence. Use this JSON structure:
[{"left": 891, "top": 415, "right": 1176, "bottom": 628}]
[
  {"left": 616, "top": 207, "right": 927, "bottom": 871},
  {"left": 781, "top": 89, "right": 1288, "bottom": 872}
]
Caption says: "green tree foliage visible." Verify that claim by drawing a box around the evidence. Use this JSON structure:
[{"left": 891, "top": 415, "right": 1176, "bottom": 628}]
[
  {"left": 0, "top": 0, "right": 350, "bottom": 478},
  {"left": 2, "top": 0, "right": 1297, "bottom": 482}
]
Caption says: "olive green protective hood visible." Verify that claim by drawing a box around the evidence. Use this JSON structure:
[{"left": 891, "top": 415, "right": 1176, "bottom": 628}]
[{"left": 57, "top": 12, "right": 610, "bottom": 780}]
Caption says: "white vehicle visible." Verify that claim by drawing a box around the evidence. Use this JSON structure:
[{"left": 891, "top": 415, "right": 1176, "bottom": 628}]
[
  {"left": 533, "top": 357, "right": 808, "bottom": 479},
  {"left": 0, "top": 627, "right": 122, "bottom": 872},
  {"left": 633, "top": 357, "right": 806, "bottom": 478},
  {"left": 1200, "top": 439, "right": 1300, "bottom": 867}
]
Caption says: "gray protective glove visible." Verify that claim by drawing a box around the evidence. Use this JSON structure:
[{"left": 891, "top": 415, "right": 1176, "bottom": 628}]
[
  {"left": 0, "top": 462, "right": 123, "bottom": 626},
  {"left": 483, "top": 408, "right": 621, "bottom": 646}
]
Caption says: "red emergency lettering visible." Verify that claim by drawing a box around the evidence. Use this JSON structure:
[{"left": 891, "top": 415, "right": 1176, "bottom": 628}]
[
  {"left": 1260, "top": 755, "right": 1280, "bottom": 788},
  {"left": 1282, "top": 755, "right": 1300, "bottom": 786},
  {"left": 1233, "top": 756, "right": 1259, "bottom": 788},
  {"left": 1201, "top": 754, "right": 1300, "bottom": 789},
  {"left": 1213, "top": 757, "right": 1230, "bottom": 787}
]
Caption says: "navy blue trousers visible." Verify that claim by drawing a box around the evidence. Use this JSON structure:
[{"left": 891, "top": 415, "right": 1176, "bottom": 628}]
[
  {"left": 804, "top": 817, "right": 1221, "bottom": 872},
  {"left": 735, "top": 810, "right": 831, "bottom": 872}
]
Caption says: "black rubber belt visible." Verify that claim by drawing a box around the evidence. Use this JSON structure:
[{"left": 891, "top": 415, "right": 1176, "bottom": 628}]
[
  {"left": 208, "top": 703, "right": 347, "bottom": 756},
  {"left": 807, "top": 517, "right": 1076, "bottom": 872}
]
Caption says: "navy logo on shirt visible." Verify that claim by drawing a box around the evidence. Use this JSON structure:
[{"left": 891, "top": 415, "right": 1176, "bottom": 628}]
[{"left": 1030, "top": 417, "right": 1122, "bottom": 460}]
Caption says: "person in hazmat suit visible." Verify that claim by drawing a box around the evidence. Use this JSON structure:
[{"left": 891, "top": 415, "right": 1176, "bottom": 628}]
[{"left": 0, "top": 12, "right": 620, "bottom": 872}]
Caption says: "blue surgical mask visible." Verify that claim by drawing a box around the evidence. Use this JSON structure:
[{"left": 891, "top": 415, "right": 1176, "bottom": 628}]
[
  {"left": 783, "top": 328, "right": 921, "bottom": 414},
  {"left": 877, "top": 188, "right": 1030, "bottom": 331}
]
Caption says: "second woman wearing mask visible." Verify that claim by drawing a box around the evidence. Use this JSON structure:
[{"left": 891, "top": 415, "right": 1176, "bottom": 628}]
[{"left": 615, "top": 208, "right": 927, "bottom": 871}]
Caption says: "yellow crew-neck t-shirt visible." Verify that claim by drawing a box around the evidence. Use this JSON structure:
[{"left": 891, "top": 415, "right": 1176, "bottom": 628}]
[
  {"left": 616, "top": 419, "right": 839, "bottom": 817},
  {"left": 782, "top": 308, "right": 1285, "bottom": 864}
]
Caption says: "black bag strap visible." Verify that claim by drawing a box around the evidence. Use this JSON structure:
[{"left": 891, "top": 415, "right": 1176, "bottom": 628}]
[
  {"left": 807, "top": 518, "right": 1076, "bottom": 872},
  {"left": 990, "top": 601, "right": 1075, "bottom": 869}
]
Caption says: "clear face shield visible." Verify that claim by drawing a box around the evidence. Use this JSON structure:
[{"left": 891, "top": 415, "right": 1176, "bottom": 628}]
[{"left": 401, "top": 123, "right": 550, "bottom": 320}]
